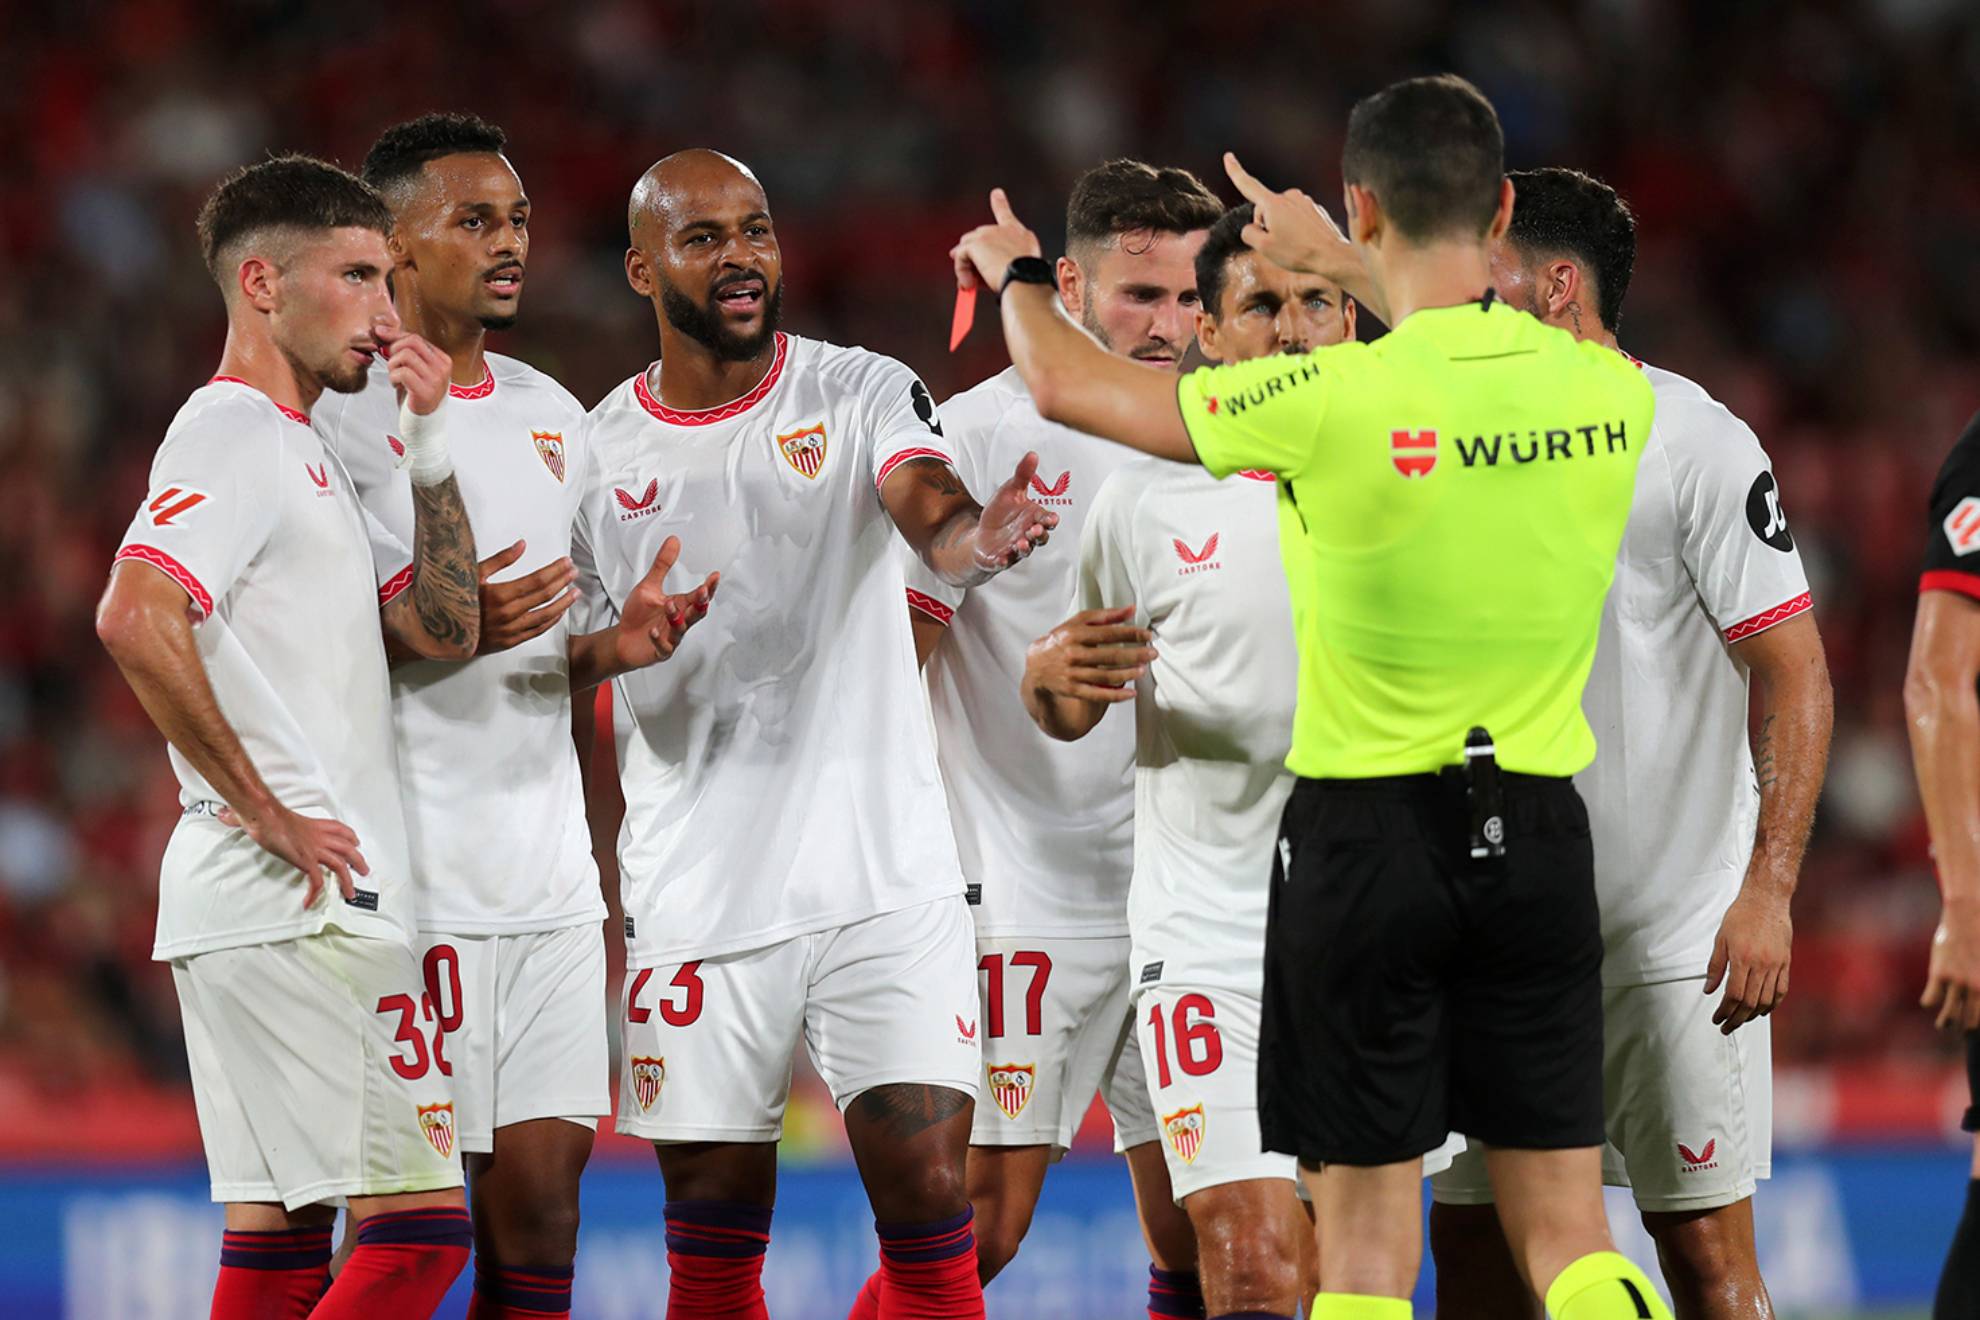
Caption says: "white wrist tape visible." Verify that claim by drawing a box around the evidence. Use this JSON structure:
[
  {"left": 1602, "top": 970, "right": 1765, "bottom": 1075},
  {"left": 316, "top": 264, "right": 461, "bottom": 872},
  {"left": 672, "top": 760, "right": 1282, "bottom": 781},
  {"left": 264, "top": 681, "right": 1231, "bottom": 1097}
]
[{"left": 396, "top": 396, "right": 455, "bottom": 486}]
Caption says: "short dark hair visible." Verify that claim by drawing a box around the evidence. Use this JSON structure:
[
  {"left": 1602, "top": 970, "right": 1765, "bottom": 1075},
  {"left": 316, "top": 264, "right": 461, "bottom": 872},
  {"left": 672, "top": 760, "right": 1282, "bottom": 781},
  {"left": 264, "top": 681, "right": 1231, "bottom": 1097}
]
[
  {"left": 361, "top": 112, "right": 508, "bottom": 199},
  {"left": 1065, "top": 159, "right": 1223, "bottom": 259},
  {"left": 1194, "top": 205, "right": 1255, "bottom": 318},
  {"left": 195, "top": 154, "right": 392, "bottom": 284},
  {"left": 1342, "top": 74, "right": 1504, "bottom": 243},
  {"left": 1505, "top": 167, "right": 1638, "bottom": 332}
]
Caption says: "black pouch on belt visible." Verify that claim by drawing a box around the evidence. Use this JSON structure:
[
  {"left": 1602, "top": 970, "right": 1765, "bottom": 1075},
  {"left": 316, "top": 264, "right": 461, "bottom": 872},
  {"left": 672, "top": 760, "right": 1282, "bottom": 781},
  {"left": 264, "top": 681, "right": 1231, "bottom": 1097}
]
[{"left": 1463, "top": 725, "right": 1508, "bottom": 869}]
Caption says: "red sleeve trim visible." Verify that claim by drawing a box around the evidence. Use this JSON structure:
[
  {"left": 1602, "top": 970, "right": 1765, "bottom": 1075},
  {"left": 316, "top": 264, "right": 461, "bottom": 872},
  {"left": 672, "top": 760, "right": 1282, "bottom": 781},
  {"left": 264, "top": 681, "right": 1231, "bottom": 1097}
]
[
  {"left": 874, "top": 447, "right": 956, "bottom": 489},
  {"left": 378, "top": 563, "right": 415, "bottom": 607},
  {"left": 114, "top": 544, "right": 214, "bottom": 618},
  {"left": 906, "top": 588, "right": 955, "bottom": 626},
  {"left": 1724, "top": 591, "right": 1813, "bottom": 643},
  {"left": 1921, "top": 571, "right": 1980, "bottom": 602}
]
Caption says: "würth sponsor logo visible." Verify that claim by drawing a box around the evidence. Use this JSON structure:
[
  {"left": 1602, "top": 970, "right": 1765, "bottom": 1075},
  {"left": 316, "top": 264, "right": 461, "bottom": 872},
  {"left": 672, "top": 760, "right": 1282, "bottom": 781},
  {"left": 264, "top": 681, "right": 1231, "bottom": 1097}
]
[
  {"left": 1391, "top": 430, "right": 1438, "bottom": 477},
  {"left": 630, "top": 1056, "right": 666, "bottom": 1111},
  {"left": 1201, "top": 359, "right": 1324, "bottom": 418},
  {"left": 1677, "top": 1138, "right": 1718, "bottom": 1173},
  {"left": 1174, "top": 533, "right": 1220, "bottom": 575},
  {"left": 146, "top": 486, "right": 208, "bottom": 527},
  {"left": 987, "top": 1063, "right": 1036, "bottom": 1120},
  {"left": 304, "top": 463, "right": 332, "bottom": 494},
  {"left": 1451, "top": 421, "right": 1632, "bottom": 468},
  {"left": 616, "top": 479, "right": 661, "bottom": 521},
  {"left": 1028, "top": 470, "right": 1074, "bottom": 506}
]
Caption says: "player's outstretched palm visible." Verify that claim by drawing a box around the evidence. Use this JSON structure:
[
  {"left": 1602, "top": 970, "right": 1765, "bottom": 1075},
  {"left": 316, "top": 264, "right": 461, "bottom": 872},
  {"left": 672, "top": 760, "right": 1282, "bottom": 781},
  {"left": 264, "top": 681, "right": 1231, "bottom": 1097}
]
[
  {"left": 217, "top": 803, "right": 367, "bottom": 910},
  {"left": 972, "top": 451, "right": 1057, "bottom": 573},
  {"left": 1923, "top": 903, "right": 1980, "bottom": 1032},
  {"left": 477, "top": 539, "right": 579, "bottom": 655},
  {"left": 615, "top": 535, "right": 718, "bottom": 671}
]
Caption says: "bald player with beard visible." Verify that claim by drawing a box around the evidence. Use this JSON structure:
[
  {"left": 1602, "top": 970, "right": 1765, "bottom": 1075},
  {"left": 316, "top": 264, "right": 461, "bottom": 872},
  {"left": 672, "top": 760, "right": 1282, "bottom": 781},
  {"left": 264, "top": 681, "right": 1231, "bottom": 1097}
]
[{"left": 571, "top": 149, "right": 1057, "bottom": 1320}]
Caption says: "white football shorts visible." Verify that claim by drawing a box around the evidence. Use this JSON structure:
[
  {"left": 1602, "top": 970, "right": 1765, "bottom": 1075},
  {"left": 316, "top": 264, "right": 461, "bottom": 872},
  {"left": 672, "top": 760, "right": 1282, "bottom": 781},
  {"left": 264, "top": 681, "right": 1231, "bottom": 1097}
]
[
  {"left": 174, "top": 930, "right": 465, "bottom": 1210},
  {"left": 418, "top": 923, "right": 611, "bottom": 1154},
  {"left": 1432, "top": 975, "right": 1771, "bottom": 1213},
  {"left": 616, "top": 896, "right": 981, "bottom": 1141}
]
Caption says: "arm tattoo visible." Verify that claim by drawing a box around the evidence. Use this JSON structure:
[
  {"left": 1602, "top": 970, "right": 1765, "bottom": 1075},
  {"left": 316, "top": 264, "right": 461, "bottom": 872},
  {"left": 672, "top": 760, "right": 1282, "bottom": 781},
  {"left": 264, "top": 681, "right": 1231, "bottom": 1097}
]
[
  {"left": 1754, "top": 713, "right": 1779, "bottom": 793},
  {"left": 912, "top": 459, "right": 968, "bottom": 498},
  {"left": 849, "top": 1083, "right": 971, "bottom": 1141},
  {"left": 407, "top": 475, "right": 479, "bottom": 651}
]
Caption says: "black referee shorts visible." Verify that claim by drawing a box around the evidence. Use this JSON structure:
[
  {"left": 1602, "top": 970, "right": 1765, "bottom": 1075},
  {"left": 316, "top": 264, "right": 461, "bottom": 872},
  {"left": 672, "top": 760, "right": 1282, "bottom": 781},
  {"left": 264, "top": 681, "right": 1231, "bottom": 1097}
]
[
  {"left": 1964, "top": 1032, "right": 1980, "bottom": 1133},
  {"left": 1258, "top": 771, "right": 1605, "bottom": 1167}
]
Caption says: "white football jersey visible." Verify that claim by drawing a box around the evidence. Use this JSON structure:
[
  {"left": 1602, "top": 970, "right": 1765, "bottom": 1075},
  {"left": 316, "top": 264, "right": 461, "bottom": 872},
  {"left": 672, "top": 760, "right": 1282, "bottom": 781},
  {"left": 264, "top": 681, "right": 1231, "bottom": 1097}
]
[
  {"left": 574, "top": 333, "right": 966, "bottom": 965},
  {"left": 314, "top": 354, "right": 605, "bottom": 935},
  {"left": 115, "top": 378, "right": 416, "bottom": 960},
  {"left": 906, "top": 367, "right": 1137, "bottom": 938},
  {"left": 1074, "top": 459, "right": 1297, "bottom": 993},
  {"left": 1578, "top": 362, "right": 1813, "bottom": 985}
]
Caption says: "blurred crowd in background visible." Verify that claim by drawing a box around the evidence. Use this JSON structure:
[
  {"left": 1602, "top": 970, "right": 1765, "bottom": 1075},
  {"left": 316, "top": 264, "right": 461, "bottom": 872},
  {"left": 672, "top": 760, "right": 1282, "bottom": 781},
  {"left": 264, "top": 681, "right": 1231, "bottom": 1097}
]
[{"left": 3, "top": 0, "right": 1979, "bottom": 1154}]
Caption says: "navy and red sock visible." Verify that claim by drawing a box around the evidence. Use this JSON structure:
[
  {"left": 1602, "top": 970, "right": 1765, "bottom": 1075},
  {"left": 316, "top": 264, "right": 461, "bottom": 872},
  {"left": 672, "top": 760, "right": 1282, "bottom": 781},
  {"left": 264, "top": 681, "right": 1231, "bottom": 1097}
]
[
  {"left": 871, "top": 1208, "right": 983, "bottom": 1320},
  {"left": 209, "top": 1223, "right": 333, "bottom": 1319},
  {"left": 1149, "top": 1265, "right": 1207, "bottom": 1319},
  {"left": 309, "top": 1206, "right": 472, "bottom": 1319},
  {"left": 466, "top": 1261, "right": 574, "bottom": 1318},
  {"left": 664, "top": 1200, "right": 772, "bottom": 1319}
]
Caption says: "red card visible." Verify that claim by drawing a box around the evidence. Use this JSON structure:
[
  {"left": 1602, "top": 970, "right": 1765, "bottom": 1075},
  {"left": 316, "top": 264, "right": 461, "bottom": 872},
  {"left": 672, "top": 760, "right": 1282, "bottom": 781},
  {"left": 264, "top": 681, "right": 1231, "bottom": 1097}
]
[{"left": 949, "top": 285, "right": 978, "bottom": 352}]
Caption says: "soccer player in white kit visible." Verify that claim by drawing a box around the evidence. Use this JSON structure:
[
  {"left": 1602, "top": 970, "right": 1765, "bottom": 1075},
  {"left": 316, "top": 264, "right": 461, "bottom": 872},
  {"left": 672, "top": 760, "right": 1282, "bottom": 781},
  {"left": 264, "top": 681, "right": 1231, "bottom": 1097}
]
[
  {"left": 573, "top": 150, "right": 1055, "bottom": 1320},
  {"left": 312, "top": 114, "right": 711, "bottom": 1320},
  {"left": 94, "top": 156, "right": 487, "bottom": 1319},
  {"left": 904, "top": 159, "right": 1223, "bottom": 1313},
  {"left": 1020, "top": 202, "right": 1349, "bottom": 1318},
  {"left": 1428, "top": 168, "right": 1835, "bottom": 1320}
]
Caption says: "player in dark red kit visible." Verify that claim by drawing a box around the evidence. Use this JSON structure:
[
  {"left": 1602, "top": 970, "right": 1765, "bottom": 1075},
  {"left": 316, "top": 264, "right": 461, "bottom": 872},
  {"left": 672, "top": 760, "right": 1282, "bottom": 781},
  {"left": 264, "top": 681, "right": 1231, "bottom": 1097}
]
[{"left": 1905, "top": 409, "right": 1980, "bottom": 1320}]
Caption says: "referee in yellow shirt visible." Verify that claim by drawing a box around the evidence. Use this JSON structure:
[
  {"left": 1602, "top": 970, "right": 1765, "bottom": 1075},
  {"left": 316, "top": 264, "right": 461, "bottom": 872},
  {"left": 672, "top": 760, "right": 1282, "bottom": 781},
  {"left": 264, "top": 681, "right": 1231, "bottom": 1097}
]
[{"left": 951, "top": 76, "right": 1665, "bottom": 1320}]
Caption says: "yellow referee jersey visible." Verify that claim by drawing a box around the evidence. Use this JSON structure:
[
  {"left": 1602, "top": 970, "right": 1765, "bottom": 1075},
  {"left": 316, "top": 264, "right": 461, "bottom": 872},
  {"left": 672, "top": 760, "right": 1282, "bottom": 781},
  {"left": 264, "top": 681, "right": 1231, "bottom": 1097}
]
[{"left": 1177, "top": 298, "right": 1654, "bottom": 779}]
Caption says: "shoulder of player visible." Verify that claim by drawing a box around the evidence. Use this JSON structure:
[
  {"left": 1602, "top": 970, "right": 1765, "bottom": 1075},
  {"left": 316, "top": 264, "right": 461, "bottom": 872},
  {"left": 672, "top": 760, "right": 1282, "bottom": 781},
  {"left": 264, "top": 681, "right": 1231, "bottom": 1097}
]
[
  {"left": 1639, "top": 363, "right": 1768, "bottom": 469},
  {"left": 484, "top": 351, "right": 585, "bottom": 416},
  {"left": 1086, "top": 457, "right": 1175, "bottom": 538},
  {"left": 163, "top": 385, "right": 299, "bottom": 471},
  {"left": 796, "top": 335, "right": 926, "bottom": 401},
  {"left": 1929, "top": 409, "right": 1980, "bottom": 506}
]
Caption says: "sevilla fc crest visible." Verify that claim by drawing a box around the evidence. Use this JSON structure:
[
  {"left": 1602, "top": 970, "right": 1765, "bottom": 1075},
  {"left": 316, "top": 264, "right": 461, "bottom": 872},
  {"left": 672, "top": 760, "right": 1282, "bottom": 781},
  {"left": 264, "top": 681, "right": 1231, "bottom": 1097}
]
[
  {"left": 1162, "top": 1104, "right": 1206, "bottom": 1165},
  {"left": 778, "top": 423, "right": 828, "bottom": 480},
  {"left": 987, "top": 1063, "right": 1036, "bottom": 1121},
  {"left": 1390, "top": 429, "right": 1438, "bottom": 478},
  {"left": 417, "top": 1102, "right": 456, "bottom": 1158},
  {"left": 532, "top": 430, "right": 567, "bottom": 483},
  {"left": 631, "top": 1056, "right": 666, "bottom": 1111}
]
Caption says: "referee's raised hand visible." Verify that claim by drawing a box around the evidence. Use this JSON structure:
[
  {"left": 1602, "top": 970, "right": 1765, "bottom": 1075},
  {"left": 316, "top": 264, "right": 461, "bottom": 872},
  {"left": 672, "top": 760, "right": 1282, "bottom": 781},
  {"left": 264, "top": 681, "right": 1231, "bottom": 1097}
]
[{"left": 1223, "top": 154, "right": 1360, "bottom": 288}]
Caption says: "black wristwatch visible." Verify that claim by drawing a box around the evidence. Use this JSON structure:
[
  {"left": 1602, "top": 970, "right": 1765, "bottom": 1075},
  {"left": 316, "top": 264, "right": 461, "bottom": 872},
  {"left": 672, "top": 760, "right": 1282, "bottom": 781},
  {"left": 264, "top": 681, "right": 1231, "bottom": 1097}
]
[{"left": 1001, "top": 256, "right": 1054, "bottom": 289}]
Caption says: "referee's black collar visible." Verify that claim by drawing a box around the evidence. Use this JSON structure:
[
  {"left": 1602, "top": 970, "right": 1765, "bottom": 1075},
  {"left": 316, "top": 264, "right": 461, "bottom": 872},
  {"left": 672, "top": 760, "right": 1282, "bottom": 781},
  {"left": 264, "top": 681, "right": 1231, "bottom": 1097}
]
[{"left": 1479, "top": 287, "right": 1498, "bottom": 311}]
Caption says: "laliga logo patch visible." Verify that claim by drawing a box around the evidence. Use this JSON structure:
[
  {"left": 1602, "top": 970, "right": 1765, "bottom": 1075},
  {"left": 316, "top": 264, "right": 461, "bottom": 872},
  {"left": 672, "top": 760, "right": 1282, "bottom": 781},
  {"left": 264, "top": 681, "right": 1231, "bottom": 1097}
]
[
  {"left": 417, "top": 1102, "right": 455, "bottom": 1158},
  {"left": 1945, "top": 496, "right": 1980, "bottom": 557},
  {"left": 1391, "top": 430, "right": 1437, "bottom": 477},
  {"left": 1163, "top": 1104, "right": 1206, "bottom": 1165},
  {"left": 532, "top": 430, "right": 567, "bottom": 483},
  {"left": 630, "top": 1056, "right": 666, "bottom": 1111},
  {"left": 778, "top": 423, "right": 828, "bottom": 480},
  {"left": 987, "top": 1063, "right": 1036, "bottom": 1120},
  {"left": 146, "top": 486, "right": 208, "bottom": 527}
]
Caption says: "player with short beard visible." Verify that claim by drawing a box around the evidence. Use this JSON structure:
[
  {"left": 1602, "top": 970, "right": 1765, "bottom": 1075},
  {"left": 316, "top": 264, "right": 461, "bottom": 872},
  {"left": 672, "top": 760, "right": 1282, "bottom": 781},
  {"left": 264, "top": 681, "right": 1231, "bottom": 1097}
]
[
  {"left": 574, "top": 149, "right": 1055, "bottom": 1320},
  {"left": 96, "top": 154, "right": 485, "bottom": 1320},
  {"left": 312, "top": 113, "right": 713, "bottom": 1320},
  {"left": 904, "top": 159, "right": 1225, "bottom": 1320}
]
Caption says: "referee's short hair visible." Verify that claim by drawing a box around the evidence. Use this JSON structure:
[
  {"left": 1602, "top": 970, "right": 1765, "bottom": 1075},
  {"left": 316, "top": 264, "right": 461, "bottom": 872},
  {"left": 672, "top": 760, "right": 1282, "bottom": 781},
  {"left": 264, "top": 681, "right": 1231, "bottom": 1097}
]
[
  {"left": 1343, "top": 74, "right": 1504, "bottom": 244},
  {"left": 1505, "top": 167, "right": 1638, "bottom": 333}
]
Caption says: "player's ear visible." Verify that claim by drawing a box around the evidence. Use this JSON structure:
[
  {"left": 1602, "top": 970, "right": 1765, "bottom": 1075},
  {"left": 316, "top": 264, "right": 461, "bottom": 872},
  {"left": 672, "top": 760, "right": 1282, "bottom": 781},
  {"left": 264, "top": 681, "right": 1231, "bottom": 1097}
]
[
  {"left": 1195, "top": 309, "right": 1225, "bottom": 364},
  {"left": 237, "top": 255, "right": 279, "bottom": 313},
  {"left": 385, "top": 224, "right": 413, "bottom": 271},
  {"left": 1345, "top": 183, "right": 1380, "bottom": 248},
  {"left": 1486, "top": 177, "right": 1515, "bottom": 243},
  {"left": 1340, "top": 294, "right": 1358, "bottom": 341},
  {"left": 1546, "top": 260, "right": 1580, "bottom": 321},
  {"left": 625, "top": 247, "right": 654, "bottom": 298},
  {"left": 1055, "top": 256, "right": 1084, "bottom": 317}
]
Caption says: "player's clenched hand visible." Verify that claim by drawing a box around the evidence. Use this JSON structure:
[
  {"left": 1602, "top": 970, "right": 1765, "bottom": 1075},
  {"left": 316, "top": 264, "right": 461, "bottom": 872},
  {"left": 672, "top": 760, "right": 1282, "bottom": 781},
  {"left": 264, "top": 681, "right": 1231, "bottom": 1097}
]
[
  {"left": 951, "top": 188, "right": 1044, "bottom": 294},
  {"left": 477, "top": 539, "right": 578, "bottom": 655},
  {"left": 1024, "top": 605, "right": 1157, "bottom": 705},
  {"left": 613, "top": 535, "right": 718, "bottom": 671},
  {"left": 1923, "top": 900, "right": 1980, "bottom": 1032},
  {"left": 376, "top": 321, "right": 451, "bottom": 416},
  {"left": 1704, "top": 888, "right": 1792, "bottom": 1035},
  {"left": 1224, "top": 153, "right": 1359, "bottom": 285},
  {"left": 217, "top": 803, "right": 366, "bottom": 910},
  {"left": 972, "top": 451, "right": 1058, "bottom": 572}
]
